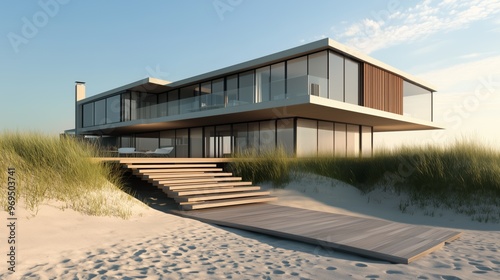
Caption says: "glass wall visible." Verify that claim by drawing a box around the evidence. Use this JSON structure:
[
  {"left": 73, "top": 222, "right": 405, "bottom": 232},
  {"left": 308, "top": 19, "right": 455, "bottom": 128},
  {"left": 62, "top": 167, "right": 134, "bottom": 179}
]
[
  {"left": 361, "top": 126, "right": 372, "bottom": 157},
  {"left": 168, "top": 90, "right": 179, "bottom": 116},
  {"left": 212, "top": 78, "right": 225, "bottom": 107},
  {"left": 180, "top": 85, "right": 198, "bottom": 114},
  {"left": 346, "top": 124, "right": 360, "bottom": 157},
  {"left": 318, "top": 121, "right": 334, "bottom": 156},
  {"left": 239, "top": 70, "right": 254, "bottom": 104},
  {"left": 136, "top": 132, "right": 159, "bottom": 151},
  {"left": 233, "top": 123, "right": 248, "bottom": 154},
  {"left": 94, "top": 99, "right": 106, "bottom": 126},
  {"left": 296, "top": 119, "right": 318, "bottom": 157},
  {"left": 256, "top": 66, "right": 271, "bottom": 103},
  {"left": 334, "top": 123, "right": 347, "bottom": 157},
  {"left": 247, "top": 122, "right": 259, "bottom": 153},
  {"left": 121, "top": 92, "right": 131, "bottom": 122},
  {"left": 160, "top": 130, "right": 176, "bottom": 157},
  {"left": 176, "top": 129, "right": 189, "bottom": 157},
  {"left": 106, "top": 95, "right": 121, "bottom": 123},
  {"left": 216, "top": 125, "right": 232, "bottom": 157},
  {"left": 226, "top": 75, "right": 238, "bottom": 106},
  {"left": 329, "top": 52, "right": 344, "bottom": 101},
  {"left": 308, "top": 51, "right": 328, "bottom": 98},
  {"left": 190, "top": 127, "right": 203, "bottom": 158},
  {"left": 344, "top": 58, "right": 360, "bottom": 105},
  {"left": 259, "top": 120, "right": 276, "bottom": 153},
  {"left": 83, "top": 103, "right": 94, "bottom": 127},
  {"left": 287, "top": 56, "right": 308, "bottom": 97},
  {"left": 204, "top": 126, "right": 215, "bottom": 158},
  {"left": 403, "top": 81, "right": 432, "bottom": 121},
  {"left": 270, "top": 62, "right": 285, "bottom": 100},
  {"left": 276, "top": 118, "right": 294, "bottom": 156}
]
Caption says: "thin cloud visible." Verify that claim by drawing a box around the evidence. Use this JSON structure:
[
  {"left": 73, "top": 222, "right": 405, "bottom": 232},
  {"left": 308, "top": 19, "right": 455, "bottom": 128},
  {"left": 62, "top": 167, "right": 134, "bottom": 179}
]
[{"left": 335, "top": 0, "right": 500, "bottom": 54}]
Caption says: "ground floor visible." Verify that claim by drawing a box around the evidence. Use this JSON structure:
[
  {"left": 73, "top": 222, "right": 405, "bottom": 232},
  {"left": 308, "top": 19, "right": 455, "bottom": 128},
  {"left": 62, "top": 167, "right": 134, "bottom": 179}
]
[{"left": 98, "top": 117, "right": 373, "bottom": 158}]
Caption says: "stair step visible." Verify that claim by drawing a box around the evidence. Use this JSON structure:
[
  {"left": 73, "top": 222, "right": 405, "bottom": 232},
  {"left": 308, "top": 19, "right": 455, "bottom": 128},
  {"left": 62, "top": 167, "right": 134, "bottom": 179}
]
[
  {"left": 168, "top": 186, "right": 261, "bottom": 197},
  {"left": 126, "top": 164, "right": 217, "bottom": 169},
  {"left": 176, "top": 191, "right": 271, "bottom": 202},
  {"left": 139, "top": 168, "right": 223, "bottom": 173},
  {"left": 145, "top": 172, "right": 233, "bottom": 179},
  {"left": 157, "top": 177, "right": 242, "bottom": 185},
  {"left": 181, "top": 196, "right": 277, "bottom": 210},
  {"left": 160, "top": 181, "right": 253, "bottom": 190}
]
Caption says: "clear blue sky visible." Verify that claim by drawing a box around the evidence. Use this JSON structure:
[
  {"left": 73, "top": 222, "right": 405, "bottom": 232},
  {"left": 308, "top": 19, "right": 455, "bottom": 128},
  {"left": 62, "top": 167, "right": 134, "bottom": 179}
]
[{"left": 1, "top": 0, "right": 499, "bottom": 148}]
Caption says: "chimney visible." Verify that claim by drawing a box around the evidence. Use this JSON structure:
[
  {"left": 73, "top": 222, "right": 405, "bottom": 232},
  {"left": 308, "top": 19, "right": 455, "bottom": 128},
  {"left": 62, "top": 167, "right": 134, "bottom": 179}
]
[
  {"left": 75, "top": 81, "right": 86, "bottom": 135},
  {"left": 75, "top": 81, "right": 86, "bottom": 101}
]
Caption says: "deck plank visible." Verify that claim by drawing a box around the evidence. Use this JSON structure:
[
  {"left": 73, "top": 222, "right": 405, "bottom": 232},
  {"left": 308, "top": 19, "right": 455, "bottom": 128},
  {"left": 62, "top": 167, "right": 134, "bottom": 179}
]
[{"left": 171, "top": 204, "right": 461, "bottom": 264}]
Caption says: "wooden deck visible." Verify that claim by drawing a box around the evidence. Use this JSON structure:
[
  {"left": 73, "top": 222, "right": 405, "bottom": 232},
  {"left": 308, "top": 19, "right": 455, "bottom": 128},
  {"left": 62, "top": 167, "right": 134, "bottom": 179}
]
[{"left": 171, "top": 204, "right": 461, "bottom": 264}]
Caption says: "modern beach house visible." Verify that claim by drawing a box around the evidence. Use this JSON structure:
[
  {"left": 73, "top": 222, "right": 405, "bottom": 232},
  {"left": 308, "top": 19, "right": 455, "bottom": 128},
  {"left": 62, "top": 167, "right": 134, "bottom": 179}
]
[{"left": 74, "top": 38, "right": 438, "bottom": 158}]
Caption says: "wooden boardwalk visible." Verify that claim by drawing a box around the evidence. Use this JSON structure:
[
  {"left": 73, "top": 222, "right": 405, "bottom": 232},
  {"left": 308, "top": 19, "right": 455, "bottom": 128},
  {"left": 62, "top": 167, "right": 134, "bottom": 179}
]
[{"left": 172, "top": 204, "right": 461, "bottom": 264}]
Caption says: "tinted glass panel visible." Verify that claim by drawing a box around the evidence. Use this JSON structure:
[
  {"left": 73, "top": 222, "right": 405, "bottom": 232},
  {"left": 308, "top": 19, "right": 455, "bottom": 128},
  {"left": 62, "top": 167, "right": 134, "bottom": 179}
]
[
  {"left": 247, "top": 122, "right": 259, "bottom": 154},
  {"left": 158, "top": 92, "right": 167, "bottom": 117},
  {"left": 345, "top": 58, "right": 360, "bottom": 105},
  {"left": 136, "top": 132, "right": 159, "bottom": 151},
  {"left": 176, "top": 129, "right": 189, "bottom": 157},
  {"left": 212, "top": 78, "right": 225, "bottom": 107},
  {"left": 239, "top": 71, "right": 254, "bottom": 104},
  {"left": 226, "top": 75, "right": 238, "bottom": 106},
  {"left": 287, "top": 56, "right": 308, "bottom": 97},
  {"left": 403, "top": 81, "right": 432, "bottom": 121},
  {"left": 259, "top": 120, "right": 275, "bottom": 153},
  {"left": 334, "top": 123, "right": 347, "bottom": 157},
  {"left": 233, "top": 123, "right": 248, "bottom": 154},
  {"left": 329, "top": 52, "right": 344, "bottom": 101},
  {"left": 168, "top": 90, "right": 179, "bottom": 116},
  {"left": 121, "top": 92, "right": 131, "bottom": 122},
  {"left": 216, "top": 125, "right": 232, "bottom": 157},
  {"left": 83, "top": 103, "right": 94, "bottom": 127},
  {"left": 296, "top": 118, "right": 317, "bottom": 156},
  {"left": 270, "top": 62, "right": 285, "bottom": 100},
  {"left": 276, "top": 119, "right": 294, "bottom": 156},
  {"left": 180, "top": 85, "right": 197, "bottom": 114},
  {"left": 318, "top": 121, "right": 334, "bottom": 156},
  {"left": 94, "top": 99, "right": 106, "bottom": 125},
  {"left": 160, "top": 130, "right": 176, "bottom": 157},
  {"left": 346, "top": 124, "right": 360, "bottom": 157},
  {"left": 106, "top": 95, "right": 121, "bottom": 124},
  {"left": 200, "top": 81, "right": 212, "bottom": 108},
  {"left": 256, "top": 66, "right": 270, "bottom": 103},
  {"left": 308, "top": 51, "right": 328, "bottom": 98},
  {"left": 204, "top": 126, "right": 215, "bottom": 158},
  {"left": 189, "top": 127, "right": 203, "bottom": 158}
]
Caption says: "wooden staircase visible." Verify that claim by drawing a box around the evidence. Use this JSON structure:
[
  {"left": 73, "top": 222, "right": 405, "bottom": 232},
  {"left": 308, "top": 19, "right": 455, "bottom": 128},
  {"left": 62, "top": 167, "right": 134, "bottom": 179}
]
[{"left": 120, "top": 160, "right": 276, "bottom": 210}]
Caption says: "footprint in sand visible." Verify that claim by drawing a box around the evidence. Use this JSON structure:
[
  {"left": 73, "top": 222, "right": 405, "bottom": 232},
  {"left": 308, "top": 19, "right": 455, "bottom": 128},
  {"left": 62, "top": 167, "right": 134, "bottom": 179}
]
[
  {"left": 355, "top": 263, "right": 368, "bottom": 268},
  {"left": 365, "top": 275, "right": 379, "bottom": 279}
]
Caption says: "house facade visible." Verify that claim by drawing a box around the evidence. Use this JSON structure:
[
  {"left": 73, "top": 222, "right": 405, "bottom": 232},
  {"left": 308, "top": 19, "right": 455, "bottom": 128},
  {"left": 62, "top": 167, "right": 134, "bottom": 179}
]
[{"left": 74, "top": 38, "right": 438, "bottom": 157}]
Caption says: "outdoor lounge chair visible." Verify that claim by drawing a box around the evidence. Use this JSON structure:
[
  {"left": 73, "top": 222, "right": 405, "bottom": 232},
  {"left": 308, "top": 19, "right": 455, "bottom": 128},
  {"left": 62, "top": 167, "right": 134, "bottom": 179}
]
[
  {"left": 145, "top": 147, "right": 173, "bottom": 157},
  {"left": 118, "top": 147, "right": 136, "bottom": 157}
]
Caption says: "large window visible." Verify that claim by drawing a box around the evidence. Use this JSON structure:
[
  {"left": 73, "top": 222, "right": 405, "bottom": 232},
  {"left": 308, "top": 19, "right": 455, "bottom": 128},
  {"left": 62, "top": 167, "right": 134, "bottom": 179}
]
[
  {"left": 247, "top": 122, "right": 259, "bottom": 153},
  {"left": 345, "top": 58, "right": 360, "bottom": 105},
  {"left": 270, "top": 62, "right": 285, "bottom": 100},
  {"left": 180, "top": 85, "right": 198, "bottom": 114},
  {"left": 346, "top": 124, "right": 360, "bottom": 157},
  {"left": 276, "top": 118, "right": 294, "bottom": 156},
  {"left": 121, "top": 92, "right": 131, "bottom": 122},
  {"left": 106, "top": 95, "right": 121, "bottom": 124},
  {"left": 168, "top": 90, "right": 179, "bottom": 116},
  {"left": 176, "top": 129, "right": 189, "bottom": 157},
  {"left": 296, "top": 118, "right": 317, "bottom": 156},
  {"left": 190, "top": 127, "right": 203, "bottom": 158},
  {"left": 160, "top": 130, "right": 176, "bottom": 157},
  {"left": 256, "top": 66, "right": 271, "bottom": 103},
  {"left": 334, "top": 123, "right": 347, "bottom": 157},
  {"left": 94, "top": 99, "right": 106, "bottom": 125},
  {"left": 136, "top": 132, "right": 159, "bottom": 151},
  {"left": 226, "top": 75, "right": 238, "bottom": 106},
  {"left": 318, "top": 121, "right": 334, "bottom": 156},
  {"left": 403, "top": 81, "right": 432, "bottom": 121},
  {"left": 82, "top": 103, "right": 94, "bottom": 127},
  {"left": 212, "top": 78, "right": 225, "bottom": 107},
  {"left": 239, "top": 71, "right": 254, "bottom": 104},
  {"left": 329, "top": 52, "right": 344, "bottom": 101},
  {"left": 259, "top": 120, "right": 275, "bottom": 153},
  {"left": 287, "top": 56, "right": 308, "bottom": 97},
  {"left": 204, "top": 126, "right": 215, "bottom": 158},
  {"left": 233, "top": 123, "right": 248, "bottom": 154},
  {"left": 308, "top": 51, "right": 328, "bottom": 98}
]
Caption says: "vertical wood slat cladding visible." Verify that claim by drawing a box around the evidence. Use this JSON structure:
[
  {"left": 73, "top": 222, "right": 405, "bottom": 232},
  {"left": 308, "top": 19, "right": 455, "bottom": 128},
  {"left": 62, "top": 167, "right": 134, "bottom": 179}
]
[{"left": 363, "top": 64, "right": 403, "bottom": 114}]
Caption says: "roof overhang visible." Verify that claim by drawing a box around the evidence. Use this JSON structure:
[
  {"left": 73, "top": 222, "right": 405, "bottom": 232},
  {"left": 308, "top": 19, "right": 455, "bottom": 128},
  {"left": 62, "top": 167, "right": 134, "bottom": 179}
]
[
  {"left": 80, "top": 96, "right": 442, "bottom": 135},
  {"left": 79, "top": 77, "right": 172, "bottom": 103}
]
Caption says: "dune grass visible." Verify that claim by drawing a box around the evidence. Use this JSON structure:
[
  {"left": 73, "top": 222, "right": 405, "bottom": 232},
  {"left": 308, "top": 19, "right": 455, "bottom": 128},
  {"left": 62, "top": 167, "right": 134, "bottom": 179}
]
[
  {"left": 0, "top": 132, "right": 144, "bottom": 218},
  {"left": 227, "top": 140, "right": 500, "bottom": 222}
]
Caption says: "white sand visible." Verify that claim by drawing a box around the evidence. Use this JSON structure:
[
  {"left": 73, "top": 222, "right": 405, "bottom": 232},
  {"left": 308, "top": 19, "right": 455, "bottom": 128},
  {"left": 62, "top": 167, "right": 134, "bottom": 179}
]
[{"left": 1, "top": 174, "right": 499, "bottom": 279}]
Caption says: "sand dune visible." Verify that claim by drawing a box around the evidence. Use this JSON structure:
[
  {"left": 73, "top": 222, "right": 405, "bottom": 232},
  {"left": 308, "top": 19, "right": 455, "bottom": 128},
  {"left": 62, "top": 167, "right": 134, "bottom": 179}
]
[{"left": 1, "top": 174, "right": 499, "bottom": 279}]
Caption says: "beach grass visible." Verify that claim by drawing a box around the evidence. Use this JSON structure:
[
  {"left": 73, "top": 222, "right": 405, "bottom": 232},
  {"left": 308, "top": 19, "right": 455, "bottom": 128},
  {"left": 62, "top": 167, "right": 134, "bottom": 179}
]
[
  {"left": 227, "top": 140, "right": 500, "bottom": 221},
  {"left": 0, "top": 132, "right": 143, "bottom": 218}
]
